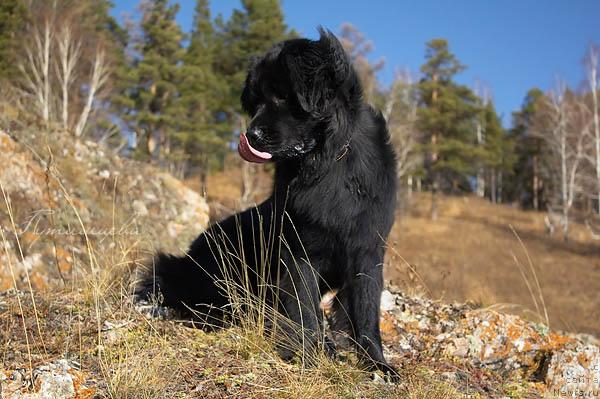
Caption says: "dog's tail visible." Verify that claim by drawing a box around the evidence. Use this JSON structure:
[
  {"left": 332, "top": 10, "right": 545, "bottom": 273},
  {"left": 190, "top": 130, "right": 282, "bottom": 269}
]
[{"left": 136, "top": 252, "right": 225, "bottom": 321}]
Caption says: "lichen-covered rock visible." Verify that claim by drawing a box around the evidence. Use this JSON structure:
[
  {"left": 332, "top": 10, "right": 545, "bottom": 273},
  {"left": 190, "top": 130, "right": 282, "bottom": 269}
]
[
  {"left": 379, "top": 289, "right": 600, "bottom": 396},
  {"left": 0, "top": 360, "right": 94, "bottom": 398},
  {"left": 545, "top": 344, "right": 600, "bottom": 397}
]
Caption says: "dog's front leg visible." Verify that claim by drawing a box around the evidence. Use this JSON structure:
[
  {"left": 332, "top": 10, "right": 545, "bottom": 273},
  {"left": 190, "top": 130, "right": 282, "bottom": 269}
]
[
  {"left": 274, "top": 255, "right": 324, "bottom": 366},
  {"left": 347, "top": 247, "right": 399, "bottom": 378}
]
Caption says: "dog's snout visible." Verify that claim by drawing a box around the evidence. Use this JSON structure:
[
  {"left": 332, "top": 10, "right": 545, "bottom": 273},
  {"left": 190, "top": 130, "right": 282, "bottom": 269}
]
[{"left": 247, "top": 127, "right": 263, "bottom": 144}]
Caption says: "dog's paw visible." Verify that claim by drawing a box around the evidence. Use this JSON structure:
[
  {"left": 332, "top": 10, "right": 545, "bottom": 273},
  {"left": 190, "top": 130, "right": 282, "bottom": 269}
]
[{"left": 370, "top": 362, "right": 401, "bottom": 384}]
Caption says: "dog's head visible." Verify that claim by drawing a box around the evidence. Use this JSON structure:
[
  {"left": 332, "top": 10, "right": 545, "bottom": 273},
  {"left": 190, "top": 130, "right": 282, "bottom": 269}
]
[{"left": 238, "top": 28, "right": 359, "bottom": 163}]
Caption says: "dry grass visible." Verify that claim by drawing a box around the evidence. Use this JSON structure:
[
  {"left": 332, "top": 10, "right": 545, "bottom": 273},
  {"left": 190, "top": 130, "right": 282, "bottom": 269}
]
[{"left": 1, "top": 150, "right": 469, "bottom": 398}]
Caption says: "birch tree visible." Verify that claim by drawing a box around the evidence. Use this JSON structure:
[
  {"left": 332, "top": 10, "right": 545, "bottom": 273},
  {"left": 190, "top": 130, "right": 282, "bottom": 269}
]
[
  {"left": 55, "top": 26, "right": 81, "bottom": 131},
  {"left": 585, "top": 44, "right": 600, "bottom": 214},
  {"left": 383, "top": 70, "right": 421, "bottom": 190},
  {"left": 19, "top": 17, "right": 53, "bottom": 126},
  {"left": 17, "top": 6, "right": 112, "bottom": 137},
  {"left": 534, "top": 83, "right": 589, "bottom": 241},
  {"left": 74, "top": 46, "right": 110, "bottom": 137},
  {"left": 473, "top": 84, "right": 492, "bottom": 198},
  {"left": 339, "top": 23, "right": 384, "bottom": 105}
]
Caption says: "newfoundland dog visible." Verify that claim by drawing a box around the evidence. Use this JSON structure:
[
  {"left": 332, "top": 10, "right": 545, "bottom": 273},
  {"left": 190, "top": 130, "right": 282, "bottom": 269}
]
[{"left": 138, "top": 28, "right": 398, "bottom": 377}]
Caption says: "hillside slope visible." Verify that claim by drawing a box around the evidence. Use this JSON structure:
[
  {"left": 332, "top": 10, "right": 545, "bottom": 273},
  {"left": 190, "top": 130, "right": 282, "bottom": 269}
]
[{"left": 386, "top": 194, "right": 600, "bottom": 336}]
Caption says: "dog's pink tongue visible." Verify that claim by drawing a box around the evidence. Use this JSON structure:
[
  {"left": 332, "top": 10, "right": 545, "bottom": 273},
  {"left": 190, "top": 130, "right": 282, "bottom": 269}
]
[{"left": 238, "top": 132, "right": 272, "bottom": 163}]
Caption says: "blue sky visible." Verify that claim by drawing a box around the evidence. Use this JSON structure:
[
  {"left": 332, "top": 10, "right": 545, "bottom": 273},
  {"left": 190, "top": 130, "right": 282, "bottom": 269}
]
[{"left": 111, "top": 0, "right": 600, "bottom": 126}]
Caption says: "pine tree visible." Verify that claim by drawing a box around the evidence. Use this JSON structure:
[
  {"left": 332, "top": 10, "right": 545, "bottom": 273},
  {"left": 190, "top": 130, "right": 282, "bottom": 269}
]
[
  {"left": 129, "top": 0, "right": 185, "bottom": 162},
  {"left": 479, "top": 101, "right": 514, "bottom": 203},
  {"left": 210, "top": 0, "right": 292, "bottom": 200},
  {"left": 214, "top": 0, "right": 290, "bottom": 115},
  {"left": 0, "top": 0, "right": 27, "bottom": 80},
  {"left": 176, "top": 0, "right": 227, "bottom": 190},
  {"left": 505, "top": 88, "right": 547, "bottom": 208},
  {"left": 417, "top": 39, "right": 479, "bottom": 218}
]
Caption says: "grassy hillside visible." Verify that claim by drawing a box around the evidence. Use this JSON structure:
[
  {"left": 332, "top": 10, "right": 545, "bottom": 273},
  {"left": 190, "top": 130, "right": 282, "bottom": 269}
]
[{"left": 386, "top": 194, "right": 600, "bottom": 336}]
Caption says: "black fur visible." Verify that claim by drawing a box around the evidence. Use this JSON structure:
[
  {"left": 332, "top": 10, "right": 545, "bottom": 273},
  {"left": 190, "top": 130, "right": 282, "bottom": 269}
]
[{"left": 138, "top": 28, "right": 398, "bottom": 376}]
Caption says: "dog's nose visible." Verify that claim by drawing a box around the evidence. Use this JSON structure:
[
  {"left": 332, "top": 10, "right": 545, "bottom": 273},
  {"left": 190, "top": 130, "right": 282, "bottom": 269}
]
[{"left": 246, "top": 127, "right": 263, "bottom": 145}]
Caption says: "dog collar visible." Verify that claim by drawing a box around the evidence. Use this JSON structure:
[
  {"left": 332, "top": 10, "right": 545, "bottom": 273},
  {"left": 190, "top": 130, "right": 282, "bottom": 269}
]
[{"left": 335, "top": 140, "right": 351, "bottom": 161}]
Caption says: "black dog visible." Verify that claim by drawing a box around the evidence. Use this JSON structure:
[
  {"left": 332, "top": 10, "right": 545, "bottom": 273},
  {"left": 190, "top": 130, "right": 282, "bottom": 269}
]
[{"left": 138, "top": 28, "right": 398, "bottom": 376}]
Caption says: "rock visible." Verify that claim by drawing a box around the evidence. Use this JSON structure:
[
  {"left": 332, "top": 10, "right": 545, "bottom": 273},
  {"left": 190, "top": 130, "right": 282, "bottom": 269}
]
[
  {"left": 380, "top": 289, "right": 396, "bottom": 311},
  {"left": 135, "top": 299, "right": 176, "bottom": 320},
  {"left": 0, "top": 360, "right": 94, "bottom": 398},
  {"left": 132, "top": 200, "right": 149, "bottom": 216},
  {"left": 379, "top": 290, "right": 599, "bottom": 396},
  {"left": 446, "top": 337, "right": 470, "bottom": 358},
  {"left": 545, "top": 344, "right": 600, "bottom": 396}
]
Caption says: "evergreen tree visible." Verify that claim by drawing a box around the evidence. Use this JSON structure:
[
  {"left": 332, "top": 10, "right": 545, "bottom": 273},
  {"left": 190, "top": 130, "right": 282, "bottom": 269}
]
[
  {"left": 417, "top": 39, "right": 479, "bottom": 217},
  {"left": 176, "top": 0, "right": 227, "bottom": 190},
  {"left": 214, "top": 0, "right": 290, "bottom": 116},
  {"left": 0, "top": 0, "right": 27, "bottom": 80},
  {"left": 505, "top": 88, "right": 547, "bottom": 208},
  {"left": 128, "top": 0, "right": 185, "bottom": 162},
  {"left": 479, "top": 101, "right": 515, "bottom": 203}
]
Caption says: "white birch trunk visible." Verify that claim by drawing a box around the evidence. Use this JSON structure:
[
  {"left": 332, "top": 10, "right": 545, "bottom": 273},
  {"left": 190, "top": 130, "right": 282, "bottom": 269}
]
[
  {"left": 587, "top": 47, "right": 600, "bottom": 214},
  {"left": 56, "top": 27, "right": 81, "bottom": 132},
  {"left": 74, "top": 48, "right": 109, "bottom": 137}
]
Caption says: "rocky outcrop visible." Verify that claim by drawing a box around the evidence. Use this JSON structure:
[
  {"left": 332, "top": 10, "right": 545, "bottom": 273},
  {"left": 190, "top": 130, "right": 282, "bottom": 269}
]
[
  {"left": 380, "top": 289, "right": 600, "bottom": 397},
  {"left": 0, "top": 130, "right": 210, "bottom": 290}
]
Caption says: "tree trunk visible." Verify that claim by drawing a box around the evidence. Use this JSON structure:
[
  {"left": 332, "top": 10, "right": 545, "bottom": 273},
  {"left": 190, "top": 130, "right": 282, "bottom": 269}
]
[
  {"left": 429, "top": 74, "right": 439, "bottom": 220},
  {"left": 74, "top": 48, "right": 108, "bottom": 137},
  {"left": 430, "top": 175, "right": 438, "bottom": 221},
  {"left": 476, "top": 169, "right": 485, "bottom": 198},
  {"left": 563, "top": 207, "right": 569, "bottom": 243},
  {"left": 533, "top": 155, "right": 539, "bottom": 210},
  {"left": 42, "top": 21, "right": 51, "bottom": 126},
  {"left": 498, "top": 171, "right": 503, "bottom": 203},
  {"left": 590, "top": 53, "right": 600, "bottom": 214},
  {"left": 199, "top": 155, "right": 208, "bottom": 197},
  {"left": 490, "top": 169, "right": 497, "bottom": 203},
  {"left": 475, "top": 118, "right": 485, "bottom": 197}
]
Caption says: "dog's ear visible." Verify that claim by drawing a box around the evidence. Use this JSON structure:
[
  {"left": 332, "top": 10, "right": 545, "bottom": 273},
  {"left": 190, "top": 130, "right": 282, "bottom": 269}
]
[
  {"left": 286, "top": 28, "right": 352, "bottom": 115},
  {"left": 317, "top": 27, "right": 351, "bottom": 88}
]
